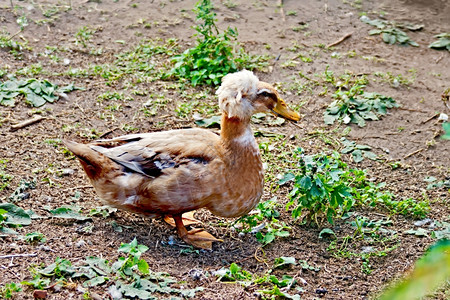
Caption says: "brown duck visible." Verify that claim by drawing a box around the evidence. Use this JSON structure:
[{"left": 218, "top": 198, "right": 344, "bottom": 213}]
[{"left": 64, "top": 70, "right": 300, "bottom": 249}]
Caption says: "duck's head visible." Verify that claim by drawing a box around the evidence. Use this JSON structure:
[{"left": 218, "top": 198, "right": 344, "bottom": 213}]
[{"left": 216, "top": 70, "right": 300, "bottom": 121}]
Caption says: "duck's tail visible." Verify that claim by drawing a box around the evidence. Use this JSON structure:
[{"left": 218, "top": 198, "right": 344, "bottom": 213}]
[{"left": 63, "top": 139, "right": 116, "bottom": 180}]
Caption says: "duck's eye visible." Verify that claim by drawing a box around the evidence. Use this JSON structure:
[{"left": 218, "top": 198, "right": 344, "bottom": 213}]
[{"left": 259, "top": 90, "right": 271, "bottom": 97}]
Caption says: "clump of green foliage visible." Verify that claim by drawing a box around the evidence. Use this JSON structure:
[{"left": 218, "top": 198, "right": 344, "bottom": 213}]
[
  {"left": 322, "top": 68, "right": 399, "bottom": 127},
  {"left": 215, "top": 257, "right": 302, "bottom": 299},
  {"left": 360, "top": 16, "right": 419, "bottom": 47},
  {"left": 170, "top": 0, "right": 268, "bottom": 85},
  {"left": 0, "top": 161, "right": 13, "bottom": 191},
  {"left": 0, "top": 76, "right": 80, "bottom": 107},
  {"left": 279, "top": 149, "right": 354, "bottom": 224},
  {"left": 279, "top": 148, "right": 428, "bottom": 224},
  {"left": 235, "top": 197, "right": 290, "bottom": 246},
  {"left": 429, "top": 33, "right": 450, "bottom": 51},
  {"left": 20, "top": 238, "right": 203, "bottom": 299},
  {"left": 0, "top": 16, "right": 31, "bottom": 59},
  {"left": 0, "top": 203, "right": 32, "bottom": 236},
  {"left": 0, "top": 282, "right": 22, "bottom": 299},
  {"left": 340, "top": 138, "right": 377, "bottom": 162}
]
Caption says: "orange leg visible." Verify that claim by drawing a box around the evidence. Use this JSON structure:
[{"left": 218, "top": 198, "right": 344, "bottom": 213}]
[
  {"left": 172, "top": 214, "right": 223, "bottom": 250},
  {"left": 163, "top": 211, "right": 201, "bottom": 227}
]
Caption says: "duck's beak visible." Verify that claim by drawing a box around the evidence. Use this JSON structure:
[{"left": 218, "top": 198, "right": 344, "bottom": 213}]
[{"left": 271, "top": 98, "right": 301, "bottom": 121}]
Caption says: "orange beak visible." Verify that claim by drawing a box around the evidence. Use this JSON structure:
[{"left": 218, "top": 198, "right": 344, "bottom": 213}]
[{"left": 271, "top": 98, "right": 300, "bottom": 121}]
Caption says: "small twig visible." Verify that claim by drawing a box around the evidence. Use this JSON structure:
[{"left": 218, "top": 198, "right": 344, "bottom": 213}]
[
  {"left": 63, "top": 185, "right": 93, "bottom": 191},
  {"left": 10, "top": 115, "right": 45, "bottom": 131},
  {"left": 397, "top": 107, "right": 429, "bottom": 113},
  {"left": 403, "top": 148, "right": 424, "bottom": 159},
  {"left": 421, "top": 113, "right": 440, "bottom": 124},
  {"left": 327, "top": 32, "right": 353, "bottom": 48},
  {"left": 99, "top": 127, "right": 120, "bottom": 139},
  {"left": 0, "top": 253, "right": 37, "bottom": 259}
]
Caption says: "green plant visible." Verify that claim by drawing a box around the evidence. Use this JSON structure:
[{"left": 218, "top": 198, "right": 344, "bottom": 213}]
[
  {"left": 215, "top": 258, "right": 301, "bottom": 298},
  {"left": 23, "top": 232, "right": 46, "bottom": 244},
  {"left": 9, "top": 178, "right": 39, "bottom": 202},
  {"left": 20, "top": 239, "right": 204, "bottom": 299},
  {"left": 215, "top": 263, "right": 253, "bottom": 283},
  {"left": 280, "top": 148, "right": 424, "bottom": 224},
  {"left": 340, "top": 138, "right": 377, "bottom": 162},
  {"left": 324, "top": 76, "right": 399, "bottom": 127},
  {"left": 234, "top": 197, "right": 290, "bottom": 246},
  {"left": 360, "top": 16, "right": 419, "bottom": 47},
  {"left": 429, "top": 33, "right": 450, "bottom": 51},
  {"left": 0, "top": 203, "right": 32, "bottom": 236},
  {"left": 280, "top": 149, "right": 353, "bottom": 224},
  {"left": 0, "top": 282, "right": 22, "bottom": 299},
  {"left": 0, "top": 162, "right": 13, "bottom": 191},
  {"left": 0, "top": 77, "right": 80, "bottom": 107},
  {"left": 170, "top": 0, "right": 268, "bottom": 85},
  {"left": 74, "top": 26, "right": 95, "bottom": 48},
  {"left": 372, "top": 194, "right": 429, "bottom": 219}
]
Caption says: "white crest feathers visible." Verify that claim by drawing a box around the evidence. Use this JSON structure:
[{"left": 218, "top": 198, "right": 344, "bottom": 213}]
[{"left": 216, "top": 70, "right": 259, "bottom": 119}]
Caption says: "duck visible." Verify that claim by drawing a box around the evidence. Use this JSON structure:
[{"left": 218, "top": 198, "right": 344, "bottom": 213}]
[{"left": 63, "top": 70, "right": 300, "bottom": 249}]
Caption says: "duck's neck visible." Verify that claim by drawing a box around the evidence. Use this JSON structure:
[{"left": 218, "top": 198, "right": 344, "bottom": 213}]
[{"left": 220, "top": 114, "right": 257, "bottom": 151}]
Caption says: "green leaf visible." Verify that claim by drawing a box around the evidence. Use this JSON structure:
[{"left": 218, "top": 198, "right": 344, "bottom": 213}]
[
  {"left": 118, "top": 282, "right": 155, "bottom": 299},
  {"left": 323, "top": 112, "right": 339, "bottom": 125},
  {"left": 83, "top": 276, "right": 108, "bottom": 287},
  {"left": 278, "top": 173, "right": 295, "bottom": 185},
  {"left": 363, "top": 151, "right": 377, "bottom": 160},
  {"left": 49, "top": 206, "right": 90, "bottom": 221},
  {"left": 351, "top": 149, "right": 364, "bottom": 163},
  {"left": 404, "top": 228, "right": 428, "bottom": 236},
  {"left": 0, "top": 203, "right": 31, "bottom": 225},
  {"left": 299, "top": 176, "right": 312, "bottom": 190},
  {"left": 0, "top": 226, "right": 18, "bottom": 235},
  {"left": 194, "top": 115, "right": 221, "bottom": 127},
  {"left": 273, "top": 256, "right": 296, "bottom": 269},
  {"left": 137, "top": 259, "right": 150, "bottom": 275},
  {"left": 275, "top": 230, "right": 290, "bottom": 237},
  {"left": 229, "top": 262, "right": 240, "bottom": 274},
  {"left": 369, "top": 29, "right": 382, "bottom": 35},
  {"left": 355, "top": 144, "right": 372, "bottom": 150},
  {"left": 319, "top": 228, "right": 336, "bottom": 239},
  {"left": 341, "top": 146, "right": 354, "bottom": 154}
]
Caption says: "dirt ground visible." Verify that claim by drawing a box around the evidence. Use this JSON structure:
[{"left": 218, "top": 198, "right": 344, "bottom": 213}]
[{"left": 0, "top": 0, "right": 449, "bottom": 299}]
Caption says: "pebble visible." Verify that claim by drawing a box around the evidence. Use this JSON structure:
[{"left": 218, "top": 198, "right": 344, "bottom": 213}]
[
  {"left": 316, "top": 288, "right": 328, "bottom": 295},
  {"left": 188, "top": 269, "right": 204, "bottom": 280},
  {"left": 108, "top": 285, "right": 122, "bottom": 300},
  {"left": 76, "top": 240, "right": 86, "bottom": 248},
  {"left": 62, "top": 168, "right": 75, "bottom": 176},
  {"left": 414, "top": 218, "right": 432, "bottom": 227},
  {"left": 38, "top": 245, "right": 53, "bottom": 252},
  {"left": 361, "top": 246, "right": 374, "bottom": 254},
  {"left": 76, "top": 286, "right": 86, "bottom": 294}
]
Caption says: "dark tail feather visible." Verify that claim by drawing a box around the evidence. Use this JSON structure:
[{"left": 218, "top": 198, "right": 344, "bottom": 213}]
[{"left": 63, "top": 139, "right": 115, "bottom": 179}]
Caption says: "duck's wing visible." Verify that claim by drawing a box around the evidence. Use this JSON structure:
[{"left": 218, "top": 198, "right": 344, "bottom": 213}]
[{"left": 90, "top": 129, "right": 220, "bottom": 178}]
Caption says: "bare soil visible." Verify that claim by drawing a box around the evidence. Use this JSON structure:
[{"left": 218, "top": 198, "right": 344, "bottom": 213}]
[{"left": 0, "top": 0, "right": 449, "bottom": 299}]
